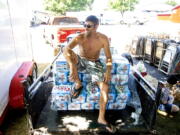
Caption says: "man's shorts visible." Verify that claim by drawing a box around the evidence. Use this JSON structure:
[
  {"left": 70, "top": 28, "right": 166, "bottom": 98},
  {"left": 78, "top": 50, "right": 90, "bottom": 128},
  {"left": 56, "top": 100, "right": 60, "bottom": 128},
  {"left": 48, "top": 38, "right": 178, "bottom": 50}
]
[{"left": 77, "top": 55, "right": 105, "bottom": 83}]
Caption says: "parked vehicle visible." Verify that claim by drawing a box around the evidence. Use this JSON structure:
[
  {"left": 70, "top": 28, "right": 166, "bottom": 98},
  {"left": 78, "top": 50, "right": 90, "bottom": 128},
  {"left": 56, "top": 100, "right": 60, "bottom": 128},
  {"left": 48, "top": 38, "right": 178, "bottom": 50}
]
[
  {"left": 43, "top": 16, "right": 85, "bottom": 47},
  {"left": 0, "top": 0, "right": 37, "bottom": 133},
  {"left": 24, "top": 46, "right": 161, "bottom": 134}
]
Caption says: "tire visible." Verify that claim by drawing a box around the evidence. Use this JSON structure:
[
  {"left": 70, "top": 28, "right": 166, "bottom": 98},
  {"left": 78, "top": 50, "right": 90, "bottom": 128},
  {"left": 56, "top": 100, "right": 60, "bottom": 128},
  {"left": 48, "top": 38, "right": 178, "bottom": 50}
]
[{"left": 29, "top": 64, "right": 38, "bottom": 85}]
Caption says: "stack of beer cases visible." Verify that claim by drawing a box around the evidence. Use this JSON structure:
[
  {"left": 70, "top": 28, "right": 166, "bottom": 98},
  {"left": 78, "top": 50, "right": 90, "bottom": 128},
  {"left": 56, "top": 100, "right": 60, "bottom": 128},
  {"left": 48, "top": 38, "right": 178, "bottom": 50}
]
[{"left": 51, "top": 57, "right": 131, "bottom": 111}]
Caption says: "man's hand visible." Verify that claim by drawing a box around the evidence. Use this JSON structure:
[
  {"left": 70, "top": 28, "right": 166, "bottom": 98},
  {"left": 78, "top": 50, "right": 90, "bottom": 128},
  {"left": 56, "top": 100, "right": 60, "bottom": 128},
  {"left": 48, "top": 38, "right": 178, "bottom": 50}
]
[{"left": 104, "top": 70, "right": 111, "bottom": 83}]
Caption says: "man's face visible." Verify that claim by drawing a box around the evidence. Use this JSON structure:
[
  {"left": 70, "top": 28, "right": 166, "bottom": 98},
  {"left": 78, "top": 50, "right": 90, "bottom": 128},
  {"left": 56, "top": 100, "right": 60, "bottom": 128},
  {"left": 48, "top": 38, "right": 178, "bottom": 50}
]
[{"left": 84, "top": 21, "right": 98, "bottom": 32}]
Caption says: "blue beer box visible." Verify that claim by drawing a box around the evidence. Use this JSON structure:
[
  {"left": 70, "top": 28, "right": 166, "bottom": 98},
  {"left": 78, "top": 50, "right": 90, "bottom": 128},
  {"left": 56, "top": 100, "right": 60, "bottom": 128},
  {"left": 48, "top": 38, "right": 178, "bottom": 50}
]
[
  {"left": 86, "top": 92, "right": 100, "bottom": 103},
  {"left": 55, "top": 61, "right": 69, "bottom": 72},
  {"left": 111, "top": 74, "right": 129, "bottom": 85},
  {"left": 114, "top": 58, "right": 130, "bottom": 75},
  {"left": 53, "top": 84, "right": 72, "bottom": 94},
  {"left": 54, "top": 71, "right": 69, "bottom": 85},
  {"left": 86, "top": 83, "right": 100, "bottom": 95},
  {"left": 51, "top": 101, "right": 68, "bottom": 111},
  {"left": 115, "top": 90, "right": 131, "bottom": 103},
  {"left": 81, "top": 102, "right": 94, "bottom": 110},
  {"left": 94, "top": 103, "right": 108, "bottom": 110},
  {"left": 114, "top": 84, "right": 129, "bottom": 94},
  {"left": 68, "top": 103, "right": 81, "bottom": 110},
  {"left": 109, "top": 84, "right": 116, "bottom": 94},
  {"left": 51, "top": 92, "right": 71, "bottom": 103},
  {"left": 108, "top": 93, "right": 116, "bottom": 103},
  {"left": 71, "top": 90, "right": 86, "bottom": 103},
  {"left": 108, "top": 102, "right": 127, "bottom": 110}
]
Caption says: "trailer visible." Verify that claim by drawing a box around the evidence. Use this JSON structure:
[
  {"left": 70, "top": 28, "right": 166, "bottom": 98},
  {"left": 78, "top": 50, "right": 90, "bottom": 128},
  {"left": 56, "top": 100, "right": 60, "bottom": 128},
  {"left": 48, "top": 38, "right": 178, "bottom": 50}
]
[{"left": 0, "top": 0, "right": 37, "bottom": 132}]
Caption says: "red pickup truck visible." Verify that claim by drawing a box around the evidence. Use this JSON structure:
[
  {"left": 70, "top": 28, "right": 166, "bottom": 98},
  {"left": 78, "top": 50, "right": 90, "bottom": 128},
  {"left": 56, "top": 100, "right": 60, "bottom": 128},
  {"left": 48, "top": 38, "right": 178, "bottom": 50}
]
[{"left": 43, "top": 16, "right": 85, "bottom": 48}]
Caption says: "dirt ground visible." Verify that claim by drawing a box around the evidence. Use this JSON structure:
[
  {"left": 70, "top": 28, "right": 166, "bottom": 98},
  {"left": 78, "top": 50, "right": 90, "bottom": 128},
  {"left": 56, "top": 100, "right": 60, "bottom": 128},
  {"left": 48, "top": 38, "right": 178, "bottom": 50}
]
[{"left": 1, "top": 62, "right": 180, "bottom": 135}]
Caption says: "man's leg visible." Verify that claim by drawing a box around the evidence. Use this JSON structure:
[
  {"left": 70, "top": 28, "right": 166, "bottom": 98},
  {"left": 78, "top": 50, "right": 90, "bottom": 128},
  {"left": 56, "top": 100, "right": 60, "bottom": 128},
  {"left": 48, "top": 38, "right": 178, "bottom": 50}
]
[
  {"left": 63, "top": 48, "right": 82, "bottom": 89},
  {"left": 97, "top": 82, "right": 109, "bottom": 125}
]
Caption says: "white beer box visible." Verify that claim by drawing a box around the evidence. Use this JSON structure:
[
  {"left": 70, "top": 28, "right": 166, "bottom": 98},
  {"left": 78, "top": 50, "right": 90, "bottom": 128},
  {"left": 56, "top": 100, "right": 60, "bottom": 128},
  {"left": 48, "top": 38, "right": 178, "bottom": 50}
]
[
  {"left": 108, "top": 102, "right": 126, "bottom": 110},
  {"left": 71, "top": 91, "right": 86, "bottom": 103},
  {"left": 115, "top": 91, "right": 131, "bottom": 103},
  {"left": 86, "top": 83, "right": 100, "bottom": 95},
  {"left": 115, "top": 85, "right": 129, "bottom": 94},
  {"left": 54, "top": 72, "right": 69, "bottom": 85},
  {"left": 82, "top": 73, "right": 91, "bottom": 82},
  {"left": 81, "top": 102, "right": 94, "bottom": 110},
  {"left": 86, "top": 93, "right": 100, "bottom": 103},
  {"left": 55, "top": 61, "right": 69, "bottom": 72},
  {"left": 94, "top": 103, "right": 108, "bottom": 110},
  {"left": 53, "top": 84, "right": 72, "bottom": 93},
  {"left": 68, "top": 103, "right": 81, "bottom": 110},
  {"left": 51, "top": 101, "right": 68, "bottom": 111},
  {"left": 51, "top": 92, "right": 71, "bottom": 103},
  {"left": 111, "top": 74, "right": 128, "bottom": 85},
  {"left": 108, "top": 93, "right": 116, "bottom": 103}
]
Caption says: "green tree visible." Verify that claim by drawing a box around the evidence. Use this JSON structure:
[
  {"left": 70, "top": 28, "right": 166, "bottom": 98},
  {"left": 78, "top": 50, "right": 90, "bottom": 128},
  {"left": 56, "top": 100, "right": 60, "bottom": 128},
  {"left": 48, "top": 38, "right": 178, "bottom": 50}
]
[
  {"left": 108, "top": 0, "right": 139, "bottom": 16},
  {"left": 43, "top": 0, "right": 94, "bottom": 15},
  {"left": 165, "top": 0, "right": 178, "bottom": 6}
]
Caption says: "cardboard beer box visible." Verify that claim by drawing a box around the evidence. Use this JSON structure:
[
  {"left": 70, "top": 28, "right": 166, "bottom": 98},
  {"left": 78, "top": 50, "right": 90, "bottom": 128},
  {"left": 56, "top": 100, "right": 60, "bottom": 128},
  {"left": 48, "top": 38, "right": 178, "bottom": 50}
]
[
  {"left": 86, "top": 83, "right": 100, "bottom": 95},
  {"left": 71, "top": 90, "right": 86, "bottom": 103},
  {"left": 109, "top": 84, "right": 116, "bottom": 94},
  {"left": 111, "top": 74, "right": 129, "bottom": 85},
  {"left": 51, "top": 92, "right": 71, "bottom": 103},
  {"left": 115, "top": 90, "right": 131, "bottom": 103},
  {"left": 54, "top": 72, "right": 69, "bottom": 85},
  {"left": 53, "top": 84, "right": 72, "bottom": 93},
  {"left": 55, "top": 61, "right": 69, "bottom": 72},
  {"left": 86, "top": 92, "right": 100, "bottom": 103},
  {"left": 81, "top": 102, "right": 94, "bottom": 110},
  {"left": 51, "top": 101, "right": 68, "bottom": 111},
  {"left": 108, "top": 102, "right": 126, "bottom": 110},
  {"left": 114, "top": 58, "right": 130, "bottom": 75},
  {"left": 115, "top": 85, "right": 129, "bottom": 94},
  {"left": 68, "top": 103, "right": 81, "bottom": 110},
  {"left": 108, "top": 93, "right": 116, "bottom": 103},
  {"left": 94, "top": 103, "right": 108, "bottom": 110}
]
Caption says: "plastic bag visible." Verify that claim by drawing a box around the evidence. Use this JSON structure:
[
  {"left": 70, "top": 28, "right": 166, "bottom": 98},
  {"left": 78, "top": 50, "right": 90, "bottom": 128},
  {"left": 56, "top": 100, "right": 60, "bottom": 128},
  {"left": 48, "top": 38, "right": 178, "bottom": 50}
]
[{"left": 135, "top": 61, "right": 147, "bottom": 77}]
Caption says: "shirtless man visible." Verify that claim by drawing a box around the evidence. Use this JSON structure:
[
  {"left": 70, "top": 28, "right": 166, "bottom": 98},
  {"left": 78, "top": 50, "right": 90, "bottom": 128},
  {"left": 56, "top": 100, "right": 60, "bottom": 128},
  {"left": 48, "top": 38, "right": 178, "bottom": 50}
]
[{"left": 63, "top": 15, "right": 113, "bottom": 132}]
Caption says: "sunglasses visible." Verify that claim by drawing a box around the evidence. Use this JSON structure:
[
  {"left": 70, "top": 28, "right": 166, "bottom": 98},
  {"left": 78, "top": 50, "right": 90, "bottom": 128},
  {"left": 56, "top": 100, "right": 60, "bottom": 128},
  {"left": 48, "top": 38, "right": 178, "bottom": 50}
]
[{"left": 83, "top": 24, "right": 94, "bottom": 28}]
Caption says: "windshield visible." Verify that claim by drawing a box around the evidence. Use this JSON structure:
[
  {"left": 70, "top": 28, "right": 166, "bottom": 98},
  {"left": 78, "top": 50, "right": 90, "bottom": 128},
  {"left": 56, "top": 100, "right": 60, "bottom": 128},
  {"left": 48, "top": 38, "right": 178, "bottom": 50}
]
[{"left": 52, "top": 17, "right": 80, "bottom": 25}]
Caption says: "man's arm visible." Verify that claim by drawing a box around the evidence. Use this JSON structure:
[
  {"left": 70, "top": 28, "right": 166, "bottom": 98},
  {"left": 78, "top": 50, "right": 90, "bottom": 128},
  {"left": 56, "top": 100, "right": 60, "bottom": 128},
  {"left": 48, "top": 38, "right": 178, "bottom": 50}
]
[
  {"left": 63, "top": 35, "right": 80, "bottom": 52},
  {"left": 103, "top": 35, "right": 112, "bottom": 83}
]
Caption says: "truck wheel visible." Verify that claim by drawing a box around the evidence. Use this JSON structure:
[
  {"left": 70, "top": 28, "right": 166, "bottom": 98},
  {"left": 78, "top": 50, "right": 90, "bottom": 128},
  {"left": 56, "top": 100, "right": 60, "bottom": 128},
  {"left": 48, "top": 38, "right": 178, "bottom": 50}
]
[
  {"left": 29, "top": 64, "right": 38, "bottom": 84},
  {"left": 27, "top": 114, "right": 33, "bottom": 135}
]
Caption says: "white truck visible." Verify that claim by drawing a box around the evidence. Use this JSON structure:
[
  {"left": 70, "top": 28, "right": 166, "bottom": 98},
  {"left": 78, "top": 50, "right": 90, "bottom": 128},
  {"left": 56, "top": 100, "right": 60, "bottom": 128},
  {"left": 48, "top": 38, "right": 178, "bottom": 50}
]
[{"left": 0, "top": 0, "right": 37, "bottom": 133}]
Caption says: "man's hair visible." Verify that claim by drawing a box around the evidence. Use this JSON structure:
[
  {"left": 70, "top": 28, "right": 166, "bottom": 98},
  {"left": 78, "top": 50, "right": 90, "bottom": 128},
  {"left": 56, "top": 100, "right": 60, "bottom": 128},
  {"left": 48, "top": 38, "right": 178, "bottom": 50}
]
[{"left": 85, "top": 15, "right": 99, "bottom": 25}]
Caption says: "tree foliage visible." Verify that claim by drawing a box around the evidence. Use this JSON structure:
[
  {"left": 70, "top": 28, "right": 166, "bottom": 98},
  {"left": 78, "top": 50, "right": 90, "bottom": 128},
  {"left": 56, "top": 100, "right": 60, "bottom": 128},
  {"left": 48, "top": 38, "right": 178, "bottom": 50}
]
[
  {"left": 165, "top": 0, "right": 178, "bottom": 6},
  {"left": 108, "top": 0, "right": 139, "bottom": 16},
  {"left": 43, "top": 0, "right": 94, "bottom": 15}
]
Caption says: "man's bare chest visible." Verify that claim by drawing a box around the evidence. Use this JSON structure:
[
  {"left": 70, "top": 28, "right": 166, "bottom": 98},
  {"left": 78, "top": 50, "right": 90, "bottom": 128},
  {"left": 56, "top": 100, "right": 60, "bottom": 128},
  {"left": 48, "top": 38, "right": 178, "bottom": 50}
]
[{"left": 82, "top": 38, "right": 103, "bottom": 51}]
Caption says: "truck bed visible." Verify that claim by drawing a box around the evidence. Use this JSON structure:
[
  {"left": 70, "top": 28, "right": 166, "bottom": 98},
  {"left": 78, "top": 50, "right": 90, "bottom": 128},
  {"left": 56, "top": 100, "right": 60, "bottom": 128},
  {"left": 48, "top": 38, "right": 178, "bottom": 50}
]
[
  {"left": 25, "top": 54, "right": 160, "bottom": 135},
  {"left": 28, "top": 81, "right": 149, "bottom": 135}
]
